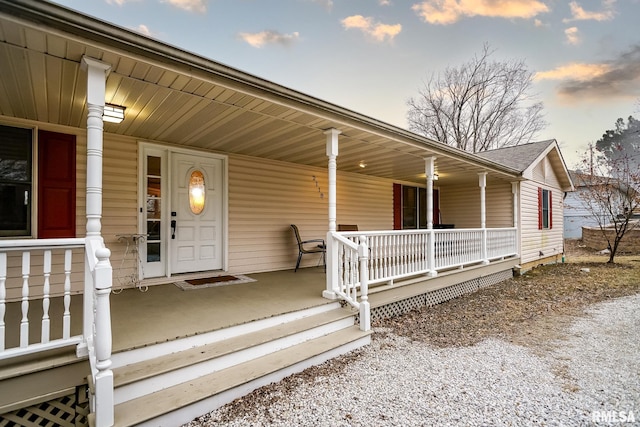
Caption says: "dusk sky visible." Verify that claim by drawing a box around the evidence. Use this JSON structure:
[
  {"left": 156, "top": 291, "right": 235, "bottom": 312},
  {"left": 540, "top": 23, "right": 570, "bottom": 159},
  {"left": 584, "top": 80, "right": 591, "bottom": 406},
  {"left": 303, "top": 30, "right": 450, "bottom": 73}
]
[{"left": 51, "top": 0, "right": 639, "bottom": 168}]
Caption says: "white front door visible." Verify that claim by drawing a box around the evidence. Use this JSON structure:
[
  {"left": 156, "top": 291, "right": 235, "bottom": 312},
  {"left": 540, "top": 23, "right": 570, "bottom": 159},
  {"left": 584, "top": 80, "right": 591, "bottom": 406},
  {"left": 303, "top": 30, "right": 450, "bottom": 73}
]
[{"left": 170, "top": 152, "right": 224, "bottom": 274}]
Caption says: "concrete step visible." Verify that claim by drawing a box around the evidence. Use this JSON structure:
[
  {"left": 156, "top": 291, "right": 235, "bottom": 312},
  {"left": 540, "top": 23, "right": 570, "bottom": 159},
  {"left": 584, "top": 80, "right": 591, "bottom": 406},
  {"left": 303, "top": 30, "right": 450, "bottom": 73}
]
[
  {"left": 113, "top": 326, "right": 371, "bottom": 427},
  {"left": 113, "top": 308, "right": 357, "bottom": 404}
]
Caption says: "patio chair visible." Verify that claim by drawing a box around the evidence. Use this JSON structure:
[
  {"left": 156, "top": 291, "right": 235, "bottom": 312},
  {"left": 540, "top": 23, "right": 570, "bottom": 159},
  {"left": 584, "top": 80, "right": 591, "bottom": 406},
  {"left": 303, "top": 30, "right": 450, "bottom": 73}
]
[{"left": 291, "top": 224, "right": 326, "bottom": 272}]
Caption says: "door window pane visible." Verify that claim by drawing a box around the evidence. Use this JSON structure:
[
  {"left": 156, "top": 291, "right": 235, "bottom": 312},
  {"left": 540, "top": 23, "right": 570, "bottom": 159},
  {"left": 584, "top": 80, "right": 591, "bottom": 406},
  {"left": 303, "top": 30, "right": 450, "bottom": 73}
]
[
  {"left": 146, "top": 242, "right": 161, "bottom": 262},
  {"left": 0, "top": 125, "right": 32, "bottom": 236},
  {"left": 146, "top": 155, "right": 162, "bottom": 263}
]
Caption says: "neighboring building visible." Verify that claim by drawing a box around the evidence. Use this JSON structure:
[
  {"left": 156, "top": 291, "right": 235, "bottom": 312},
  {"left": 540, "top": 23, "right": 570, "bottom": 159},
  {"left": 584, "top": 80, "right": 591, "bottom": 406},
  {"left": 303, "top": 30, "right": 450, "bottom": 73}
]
[
  {"left": 0, "top": 2, "right": 573, "bottom": 426},
  {"left": 564, "top": 170, "right": 639, "bottom": 239}
]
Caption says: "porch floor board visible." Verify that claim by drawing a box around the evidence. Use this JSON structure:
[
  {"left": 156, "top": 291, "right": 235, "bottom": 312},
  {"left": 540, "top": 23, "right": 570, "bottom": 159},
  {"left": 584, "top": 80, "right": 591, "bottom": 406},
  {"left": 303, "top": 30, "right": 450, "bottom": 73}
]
[
  {"left": 110, "top": 267, "right": 329, "bottom": 352},
  {"left": 1, "top": 267, "right": 329, "bottom": 355}
]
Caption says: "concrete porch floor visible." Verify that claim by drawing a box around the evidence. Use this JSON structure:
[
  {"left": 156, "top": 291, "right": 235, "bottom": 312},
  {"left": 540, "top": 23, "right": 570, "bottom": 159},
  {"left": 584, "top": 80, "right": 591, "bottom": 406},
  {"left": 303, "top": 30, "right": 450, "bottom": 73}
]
[
  {"left": 111, "top": 267, "right": 330, "bottom": 352},
  {"left": 2, "top": 266, "right": 330, "bottom": 354}
]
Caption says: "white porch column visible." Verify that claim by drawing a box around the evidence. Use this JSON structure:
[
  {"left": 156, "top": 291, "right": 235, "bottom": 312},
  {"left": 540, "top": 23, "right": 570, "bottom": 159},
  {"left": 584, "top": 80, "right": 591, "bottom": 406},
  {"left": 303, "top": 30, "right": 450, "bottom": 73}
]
[
  {"left": 425, "top": 157, "right": 436, "bottom": 229},
  {"left": 512, "top": 181, "right": 520, "bottom": 257},
  {"left": 82, "top": 57, "right": 111, "bottom": 238},
  {"left": 425, "top": 157, "right": 437, "bottom": 277},
  {"left": 82, "top": 56, "right": 114, "bottom": 427},
  {"left": 479, "top": 172, "right": 489, "bottom": 264},
  {"left": 324, "top": 128, "right": 341, "bottom": 299},
  {"left": 511, "top": 181, "right": 518, "bottom": 228}
]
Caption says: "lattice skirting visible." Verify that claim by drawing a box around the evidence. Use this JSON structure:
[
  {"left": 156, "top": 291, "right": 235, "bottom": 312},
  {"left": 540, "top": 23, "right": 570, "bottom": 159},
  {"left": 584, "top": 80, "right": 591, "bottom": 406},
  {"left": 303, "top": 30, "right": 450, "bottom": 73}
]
[
  {"left": 368, "top": 269, "right": 513, "bottom": 323},
  {"left": 0, "top": 386, "right": 89, "bottom": 427}
]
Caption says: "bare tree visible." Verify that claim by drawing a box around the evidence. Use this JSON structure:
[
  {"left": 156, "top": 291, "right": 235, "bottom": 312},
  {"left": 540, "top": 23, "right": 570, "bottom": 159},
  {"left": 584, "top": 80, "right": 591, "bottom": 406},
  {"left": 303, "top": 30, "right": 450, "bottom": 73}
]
[
  {"left": 406, "top": 44, "right": 546, "bottom": 153},
  {"left": 574, "top": 142, "right": 640, "bottom": 263}
]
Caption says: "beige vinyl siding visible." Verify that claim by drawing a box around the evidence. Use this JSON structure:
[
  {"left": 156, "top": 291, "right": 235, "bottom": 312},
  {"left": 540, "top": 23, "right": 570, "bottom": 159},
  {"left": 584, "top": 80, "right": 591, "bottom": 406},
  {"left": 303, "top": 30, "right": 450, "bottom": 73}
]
[
  {"left": 227, "top": 154, "right": 392, "bottom": 274},
  {"left": 5, "top": 129, "right": 140, "bottom": 300},
  {"left": 438, "top": 180, "right": 513, "bottom": 229},
  {"left": 76, "top": 132, "right": 139, "bottom": 291},
  {"left": 100, "top": 134, "right": 139, "bottom": 290},
  {"left": 519, "top": 179, "right": 565, "bottom": 265}
]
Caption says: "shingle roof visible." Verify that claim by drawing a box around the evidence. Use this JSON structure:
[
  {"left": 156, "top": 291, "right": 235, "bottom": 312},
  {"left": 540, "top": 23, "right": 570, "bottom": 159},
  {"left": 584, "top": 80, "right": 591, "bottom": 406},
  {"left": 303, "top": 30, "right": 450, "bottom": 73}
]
[{"left": 476, "top": 140, "right": 556, "bottom": 173}]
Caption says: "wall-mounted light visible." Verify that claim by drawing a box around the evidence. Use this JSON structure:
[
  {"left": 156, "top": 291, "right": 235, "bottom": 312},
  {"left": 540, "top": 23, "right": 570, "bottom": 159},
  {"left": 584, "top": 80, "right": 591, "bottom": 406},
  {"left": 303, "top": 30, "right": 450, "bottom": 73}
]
[
  {"left": 433, "top": 173, "right": 439, "bottom": 181},
  {"left": 358, "top": 161, "right": 367, "bottom": 168},
  {"left": 103, "top": 104, "right": 125, "bottom": 123}
]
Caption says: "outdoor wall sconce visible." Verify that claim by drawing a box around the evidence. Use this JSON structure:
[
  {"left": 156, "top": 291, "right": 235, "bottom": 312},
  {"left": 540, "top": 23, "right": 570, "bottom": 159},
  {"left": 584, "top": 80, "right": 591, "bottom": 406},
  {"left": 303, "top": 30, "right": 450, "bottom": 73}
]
[
  {"left": 189, "top": 170, "right": 206, "bottom": 214},
  {"left": 359, "top": 161, "right": 367, "bottom": 168},
  {"left": 433, "top": 173, "right": 439, "bottom": 181},
  {"left": 103, "top": 103, "right": 125, "bottom": 123}
]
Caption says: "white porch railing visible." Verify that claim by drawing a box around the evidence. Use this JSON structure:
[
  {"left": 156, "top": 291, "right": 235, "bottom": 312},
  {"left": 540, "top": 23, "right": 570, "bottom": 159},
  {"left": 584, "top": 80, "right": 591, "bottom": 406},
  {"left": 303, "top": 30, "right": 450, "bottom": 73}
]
[
  {"left": 0, "top": 238, "right": 85, "bottom": 358},
  {"left": 0, "top": 237, "right": 114, "bottom": 426},
  {"left": 328, "top": 233, "right": 370, "bottom": 331},
  {"left": 329, "top": 228, "right": 518, "bottom": 317}
]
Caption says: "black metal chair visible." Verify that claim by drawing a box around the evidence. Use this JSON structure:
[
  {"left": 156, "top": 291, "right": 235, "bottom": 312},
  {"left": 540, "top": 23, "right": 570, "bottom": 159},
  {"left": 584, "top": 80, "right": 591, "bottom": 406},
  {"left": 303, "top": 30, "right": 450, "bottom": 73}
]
[{"left": 291, "top": 224, "right": 326, "bottom": 272}]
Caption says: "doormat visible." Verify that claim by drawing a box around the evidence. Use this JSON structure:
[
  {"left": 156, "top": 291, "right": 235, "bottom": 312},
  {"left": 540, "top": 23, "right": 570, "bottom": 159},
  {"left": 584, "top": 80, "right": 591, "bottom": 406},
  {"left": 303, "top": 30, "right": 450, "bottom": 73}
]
[{"left": 174, "top": 274, "right": 256, "bottom": 290}]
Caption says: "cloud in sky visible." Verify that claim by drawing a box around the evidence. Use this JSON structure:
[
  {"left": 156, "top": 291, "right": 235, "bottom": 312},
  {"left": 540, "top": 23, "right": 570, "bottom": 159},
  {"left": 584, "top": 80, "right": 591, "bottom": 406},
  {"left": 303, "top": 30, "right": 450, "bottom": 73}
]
[
  {"left": 134, "top": 24, "right": 153, "bottom": 36},
  {"left": 535, "top": 45, "right": 640, "bottom": 100},
  {"left": 238, "top": 30, "right": 301, "bottom": 48},
  {"left": 341, "top": 15, "right": 402, "bottom": 42},
  {"left": 563, "top": 0, "right": 616, "bottom": 23},
  {"left": 161, "top": 0, "right": 207, "bottom": 13},
  {"left": 411, "top": 0, "right": 549, "bottom": 25},
  {"left": 564, "top": 27, "right": 581, "bottom": 45}
]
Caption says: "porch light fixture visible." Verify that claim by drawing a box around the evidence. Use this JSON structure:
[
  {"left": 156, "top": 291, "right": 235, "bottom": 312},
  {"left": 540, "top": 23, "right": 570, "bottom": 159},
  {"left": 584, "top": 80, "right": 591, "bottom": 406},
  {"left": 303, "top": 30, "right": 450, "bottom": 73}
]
[
  {"left": 188, "top": 170, "right": 206, "bottom": 215},
  {"left": 433, "top": 173, "right": 439, "bottom": 181},
  {"left": 358, "top": 161, "right": 367, "bottom": 168},
  {"left": 103, "top": 104, "right": 125, "bottom": 123}
]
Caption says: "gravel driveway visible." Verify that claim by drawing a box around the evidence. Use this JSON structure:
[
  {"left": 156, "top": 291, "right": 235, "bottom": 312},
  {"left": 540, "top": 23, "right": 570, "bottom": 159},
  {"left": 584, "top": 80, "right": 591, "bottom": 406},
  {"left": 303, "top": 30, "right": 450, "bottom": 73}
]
[{"left": 185, "top": 293, "right": 639, "bottom": 426}]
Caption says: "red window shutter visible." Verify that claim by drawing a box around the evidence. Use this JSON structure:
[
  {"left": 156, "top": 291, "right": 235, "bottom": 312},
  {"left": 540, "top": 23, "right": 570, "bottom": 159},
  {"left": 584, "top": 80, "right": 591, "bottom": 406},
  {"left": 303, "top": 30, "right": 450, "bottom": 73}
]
[
  {"left": 549, "top": 191, "right": 552, "bottom": 229},
  {"left": 433, "top": 189, "right": 440, "bottom": 225},
  {"left": 393, "top": 183, "right": 402, "bottom": 230},
  {"left": 38, "top": 130, "right": 76, "bottom": 238},
  {"left": 537, "top": 187, "right": 543, "bottom": 230}
]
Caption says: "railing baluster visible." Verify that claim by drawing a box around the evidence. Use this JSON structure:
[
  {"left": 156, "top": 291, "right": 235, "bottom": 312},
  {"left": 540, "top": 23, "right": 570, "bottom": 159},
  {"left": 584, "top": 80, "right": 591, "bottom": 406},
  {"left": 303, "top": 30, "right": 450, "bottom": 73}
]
[
  {"left": 20, "top": 252, "right": 30, "bottom": 348},
  {"left": 0, "top": 252, "right": 6, "bottom": 351},
  {"left": 63, "top": 249, "right": 73, "bottom": 340},
  {"left": 41, "top": 250, "right": 51, "bottom": 343}
]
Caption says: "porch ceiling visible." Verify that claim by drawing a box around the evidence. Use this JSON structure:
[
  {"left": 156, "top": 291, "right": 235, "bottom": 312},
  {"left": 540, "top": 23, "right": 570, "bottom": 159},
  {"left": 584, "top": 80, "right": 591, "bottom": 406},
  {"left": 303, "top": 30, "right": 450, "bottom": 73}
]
[{"left": 0, "top": 2, "right": 520, "bottom": 186}]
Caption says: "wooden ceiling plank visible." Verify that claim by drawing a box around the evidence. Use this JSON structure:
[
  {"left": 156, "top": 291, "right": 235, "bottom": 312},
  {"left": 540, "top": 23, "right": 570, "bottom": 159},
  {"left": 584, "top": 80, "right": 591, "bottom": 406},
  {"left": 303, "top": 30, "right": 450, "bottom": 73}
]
[
  {"left": 59, "top": 58, "right": 81, "bottom": 126},
  {"left": 130, "top": 61, "right": 153, "bottom": 80},
  {"left": 213, "top": 119, "right": 305, "bottom": 152},
  {"left": 43, "top": 53, "right": 63, "bottom": 124},
  {"left": 113, "top": 56, "right": 136, "bottom": 76},
  {"left": 0, "top": 20, "right": 24, "bottom": 46},
  {"left": 155, "top": 69, "right": 179, "bottom": 88},
  {"left": 27, "top": 50, "right": 49, "bottom": 122},
  {"left": 23, "top": 27, "right": 46, "bottom": 52},
  {"left": 0, "top": 45, "right": 18, "bottom": 116},
  {"left": 147, "top": 93, "right": 212, "bottom": 141},
  {"left": 45, "top": 34, "right": 68, "bottom": 59},
  {"left": 169, "top": 74, "right": 191, "bottom": 91}
]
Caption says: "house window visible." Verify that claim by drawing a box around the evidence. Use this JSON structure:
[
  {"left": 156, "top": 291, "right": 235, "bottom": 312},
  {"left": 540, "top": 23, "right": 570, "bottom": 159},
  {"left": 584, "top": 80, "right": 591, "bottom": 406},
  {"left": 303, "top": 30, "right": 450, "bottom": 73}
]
[
  {"left": 0, "top": 125, "right": 32, "bottom": 237},
  {"left": 0, "top": 125, "right": 76, "bottom": 238},
  {"left": 538, "top": 188, "right": 552, "bottom": 230},
  {"left": 393, "top": 184, "right": 439, "bottom": 230}
]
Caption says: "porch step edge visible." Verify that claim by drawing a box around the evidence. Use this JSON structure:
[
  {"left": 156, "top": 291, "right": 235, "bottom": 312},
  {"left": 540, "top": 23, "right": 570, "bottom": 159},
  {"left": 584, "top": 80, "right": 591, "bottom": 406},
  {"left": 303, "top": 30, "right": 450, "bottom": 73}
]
[
  {"left": 0, "top": 345, "right": 82, "bottom": 381},
  {"left": 113, "top": 326, "right": 372, "bottom": 427},
  {"left": 113, "top": 307, "right": 356, "bottom": 388},
  {"left": 110, "top": 301, "right": 342, "bottom": 369}
]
